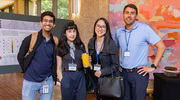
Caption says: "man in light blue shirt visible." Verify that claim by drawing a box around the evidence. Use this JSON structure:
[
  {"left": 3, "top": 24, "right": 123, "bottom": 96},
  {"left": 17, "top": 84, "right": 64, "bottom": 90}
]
[{"left": 115, "top": 4, "right": 166, "bottom": 100}]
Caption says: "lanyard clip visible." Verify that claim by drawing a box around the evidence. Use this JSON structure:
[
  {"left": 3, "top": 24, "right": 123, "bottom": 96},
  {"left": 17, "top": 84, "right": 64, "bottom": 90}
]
[{"left": 45, "top": 77, "right": 48, "bottom": 84}]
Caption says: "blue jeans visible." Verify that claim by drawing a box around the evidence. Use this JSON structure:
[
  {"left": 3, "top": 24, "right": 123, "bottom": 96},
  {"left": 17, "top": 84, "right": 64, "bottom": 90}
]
[{"left": 22, "top": 76, "right": 54, "bottom": 100}]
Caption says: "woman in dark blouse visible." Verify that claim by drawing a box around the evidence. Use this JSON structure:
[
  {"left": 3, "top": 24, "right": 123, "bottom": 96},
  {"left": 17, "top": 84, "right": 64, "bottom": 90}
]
[
  {"left": 88, "top": 18, "right": 120, "bottom": 100},
  {"left": 56, "top": 22, "right": 86, "bottom": 100}
]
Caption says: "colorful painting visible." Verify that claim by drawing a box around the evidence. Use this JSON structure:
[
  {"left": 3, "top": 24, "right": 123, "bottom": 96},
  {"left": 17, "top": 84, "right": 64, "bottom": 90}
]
[{"left": 109, "top": 0, "right": 180, "bottom": 79}]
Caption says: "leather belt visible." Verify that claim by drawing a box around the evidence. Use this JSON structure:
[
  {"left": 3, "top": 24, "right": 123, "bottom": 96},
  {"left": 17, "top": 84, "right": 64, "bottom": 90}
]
[
  {"left": 122, "top": 67, "right": 138, "bottom": 72},
  {"left": 63, "top": 68, "right": 83, "bottom": 72}
]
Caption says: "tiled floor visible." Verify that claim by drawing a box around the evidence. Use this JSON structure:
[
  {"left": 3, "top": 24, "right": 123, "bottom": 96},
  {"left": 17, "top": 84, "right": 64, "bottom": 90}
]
[{"left": 0, "top": 73, "right": 153, "bottom": 100}]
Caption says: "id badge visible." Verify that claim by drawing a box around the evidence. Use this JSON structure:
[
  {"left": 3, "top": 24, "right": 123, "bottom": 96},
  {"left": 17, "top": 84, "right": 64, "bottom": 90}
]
[
  {"left": 43, "top": 84, "right": 49, "bottom": 94},
  {"left": 68, "top": 63, "right": 77, "bottom": 71},
  {"left": 94, "top": 64, "right": 101, "bottom": 71},
  {"left": 124, "top": 50, "right": 130, "bottom": 56}
]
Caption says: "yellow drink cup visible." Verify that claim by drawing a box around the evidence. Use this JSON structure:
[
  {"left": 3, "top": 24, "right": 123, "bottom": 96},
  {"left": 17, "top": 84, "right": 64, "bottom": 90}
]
[{"left": 82, "top": 53, "right": 90, "bottom": 68}]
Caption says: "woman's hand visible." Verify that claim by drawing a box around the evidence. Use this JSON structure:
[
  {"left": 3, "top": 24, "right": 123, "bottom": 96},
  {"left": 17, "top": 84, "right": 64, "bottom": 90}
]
[
  {"left": 95, "top": 70, "right": 102, "bottom": 77},
  {"left": 88, "top": 56, "right": 93, "bottom": 70},
  {"left": 59, "top": 76, "right": 63, "bottom": 82},
  {"left": 119, "top": 66, "right": 122, "bottom": 72},
  {"left": 88, "top": 56, "right": 92, "bottom": 63}
]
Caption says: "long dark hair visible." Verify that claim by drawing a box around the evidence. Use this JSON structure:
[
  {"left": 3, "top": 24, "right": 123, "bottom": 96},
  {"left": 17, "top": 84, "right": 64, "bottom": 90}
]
[
  {"left": 93, "top": 18, "right": 113, "bottom": 53},
  {"left": 57, "top": 22, "right": 83, "bottom": 57}
]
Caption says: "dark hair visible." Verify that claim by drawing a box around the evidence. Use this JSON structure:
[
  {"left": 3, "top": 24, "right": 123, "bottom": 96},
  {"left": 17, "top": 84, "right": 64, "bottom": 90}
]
[
  {"left": 57, "top": 22, "right": 83, "bottom": 57},
  {"left": 123, "top": 4, "right": 138, "bottom": 15},
  {"left": 41, "top": 11, "right": 55, "bottom": 23},
  {"left": 93, "top": 18, "right": 113, "bottom": 53}
]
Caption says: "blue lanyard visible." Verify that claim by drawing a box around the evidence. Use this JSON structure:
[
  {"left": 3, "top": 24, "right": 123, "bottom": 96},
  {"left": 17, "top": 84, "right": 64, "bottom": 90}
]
[
  {"left": 67, "top": 47, "right": 76, "bottom": 63},
  {"left": 125, "top": 27, "right": 132, "bottom": 50},
  {"left": 95, "top": 40, "right": 104, "bottom": 64}
]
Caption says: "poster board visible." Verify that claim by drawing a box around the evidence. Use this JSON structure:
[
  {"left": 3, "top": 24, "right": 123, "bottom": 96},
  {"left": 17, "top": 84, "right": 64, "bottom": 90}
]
[{"left": 0, "top": 12, "right": 72, "bottom": 74}]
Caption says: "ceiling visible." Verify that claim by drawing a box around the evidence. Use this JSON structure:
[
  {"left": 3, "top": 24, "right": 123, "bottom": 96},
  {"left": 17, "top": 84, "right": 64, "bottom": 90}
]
[{"left": 0, "top": 0, "right": 14, "bottom": 9}]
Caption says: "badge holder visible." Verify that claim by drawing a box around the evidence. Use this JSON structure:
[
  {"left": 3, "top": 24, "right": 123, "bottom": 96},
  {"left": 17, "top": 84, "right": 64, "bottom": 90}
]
[
  {"left": 94, "top": 64, "right": 101, "bottom": 71},
  {"left": 67, "top": 47, "right": 77, "bottom": 71},
  {"left": 68, "top": 63, "right": 77, "bottom": 71},
  {"left": 43, "top": 78, "right": 49, "bottom": 94},
  {"left": 124, "top": 50, "right": 130, "bottom": 57}
]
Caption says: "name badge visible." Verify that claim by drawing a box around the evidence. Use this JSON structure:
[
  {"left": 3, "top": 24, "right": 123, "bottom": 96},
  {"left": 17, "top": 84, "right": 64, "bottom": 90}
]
[
  {"left": 94, "top": 64, "right": 101, "bottom": 71},
  {"left": 43, "top": 84, "right": 49, "bottom": 94},
  {"left": 124, "top": 51, "right": 130, "bottom": 56},
  {"left": 68, "top": 63, "right": 77, "bottom": 71}
]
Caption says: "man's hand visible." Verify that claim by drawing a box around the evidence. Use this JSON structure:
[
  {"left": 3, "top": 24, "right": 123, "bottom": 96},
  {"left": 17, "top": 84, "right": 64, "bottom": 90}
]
[{"left": 137, "top": 65, "right": 155, "bottom": 76}]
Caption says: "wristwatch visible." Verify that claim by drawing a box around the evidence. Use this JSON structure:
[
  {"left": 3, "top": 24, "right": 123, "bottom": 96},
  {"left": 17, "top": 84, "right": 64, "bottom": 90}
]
[{"left": 151, "top": 64, "right": 157, "bottom": 69}]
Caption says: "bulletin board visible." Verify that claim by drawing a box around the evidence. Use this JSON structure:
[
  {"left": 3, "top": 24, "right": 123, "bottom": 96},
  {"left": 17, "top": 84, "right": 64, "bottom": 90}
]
[{"left": 0, "top": 12, "right": 72, "bottom": 74}]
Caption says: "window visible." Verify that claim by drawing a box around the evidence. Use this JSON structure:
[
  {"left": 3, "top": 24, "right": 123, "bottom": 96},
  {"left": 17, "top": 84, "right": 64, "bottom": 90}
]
[
  {"left": 57, "top": 0, "right": 69, "bottom": 19},
  {"left": 34, "top": 0, "right": 69, "bottom": 19},
  {"left": 41, "top": 0, "right": 52, "bottom": 12}
]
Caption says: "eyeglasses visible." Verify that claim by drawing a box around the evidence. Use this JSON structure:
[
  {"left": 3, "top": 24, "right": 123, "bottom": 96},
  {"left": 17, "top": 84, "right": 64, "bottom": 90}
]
[
  {"left": 96, "top": 25, "right": 106, "bottom": 30},
  {"left": 43, "top": 19, "right": 53, "bottom": 23}
]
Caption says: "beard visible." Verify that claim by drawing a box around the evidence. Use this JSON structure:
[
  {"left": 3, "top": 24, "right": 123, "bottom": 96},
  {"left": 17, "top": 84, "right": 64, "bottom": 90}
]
[{"left": 124, "top": 19, "right": 136, "bottom": 26}]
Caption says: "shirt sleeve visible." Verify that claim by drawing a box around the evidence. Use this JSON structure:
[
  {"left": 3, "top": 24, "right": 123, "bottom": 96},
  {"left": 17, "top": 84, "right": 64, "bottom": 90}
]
[
  {"left": 115, "top": 31, "right": 119, "bottom": 46},
  {"left": 56, "top": 48, "right": 62, "bottom": 57},
  {"left": 146, "top": 25, "right": 161, "bottom": 45}
]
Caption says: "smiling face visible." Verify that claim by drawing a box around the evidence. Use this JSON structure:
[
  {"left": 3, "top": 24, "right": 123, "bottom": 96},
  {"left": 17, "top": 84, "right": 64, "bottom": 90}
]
[
  {"left": 65, "top": 29, "right": 77, "bottom": 42},
  {"left": 40, "top": 15, "right": 55, "bottom": 32},
  {"left": 95, "top": 20, "right": 106, "bottom": 38},
  {"left": 123, "top": 7, "right": 137, "bottom": 26}
]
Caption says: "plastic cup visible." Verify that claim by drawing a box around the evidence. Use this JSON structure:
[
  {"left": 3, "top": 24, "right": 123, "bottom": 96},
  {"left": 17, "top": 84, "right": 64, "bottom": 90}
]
[{"left": 82, "top": 53, "right": 90, "bottom": 68}]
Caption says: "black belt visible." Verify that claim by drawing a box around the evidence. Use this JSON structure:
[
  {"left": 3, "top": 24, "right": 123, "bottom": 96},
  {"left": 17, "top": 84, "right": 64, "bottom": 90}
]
[
  {"left": 122, "top": 67, "right": 138, "bottom": 72},
  {"left": 63, "top": 68, "right": 83, "bottom": 72}
]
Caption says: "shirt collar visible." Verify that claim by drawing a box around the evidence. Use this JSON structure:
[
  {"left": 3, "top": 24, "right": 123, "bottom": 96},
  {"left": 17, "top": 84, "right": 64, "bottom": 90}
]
[
  {"left": 122, "top": 21, "right": 138, "bottom": 31},
  {"left": 40, "top": 30, "right": 54, "bottom": 43}
]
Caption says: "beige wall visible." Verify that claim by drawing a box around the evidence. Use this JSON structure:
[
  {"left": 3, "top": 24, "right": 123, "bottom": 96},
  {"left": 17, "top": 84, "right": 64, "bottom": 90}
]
[
  {"left": 14, "top": 0, "right": 25, "bottom": 14},
  {"left": 69, "top": 0, "right": 109, "bottom": 50},
  {"left": 14, "top": 0, "right": 36, "bottom": 15}
]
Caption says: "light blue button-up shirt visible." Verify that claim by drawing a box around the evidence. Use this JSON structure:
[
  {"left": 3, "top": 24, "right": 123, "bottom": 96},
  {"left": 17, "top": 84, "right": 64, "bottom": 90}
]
[{"left": 115, "top": 21, "right": 161, "bottom": 69}]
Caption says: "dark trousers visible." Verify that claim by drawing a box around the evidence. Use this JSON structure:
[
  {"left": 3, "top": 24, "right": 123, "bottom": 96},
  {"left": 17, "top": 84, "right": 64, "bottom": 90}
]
[
  {"left": 61, "top": 71, "right": 86, "bottom": 100},
  {"left": 120, "top": 70, "right": 149, "bottom": 100}
]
